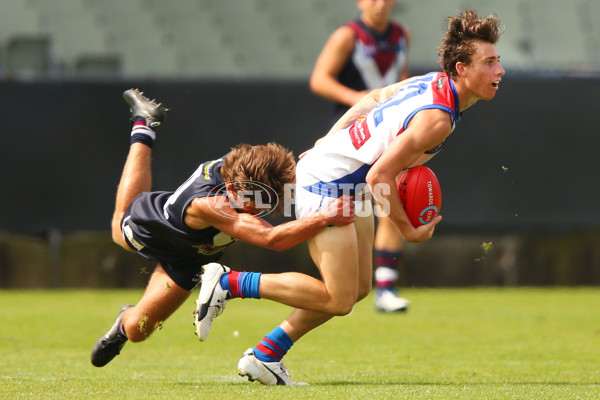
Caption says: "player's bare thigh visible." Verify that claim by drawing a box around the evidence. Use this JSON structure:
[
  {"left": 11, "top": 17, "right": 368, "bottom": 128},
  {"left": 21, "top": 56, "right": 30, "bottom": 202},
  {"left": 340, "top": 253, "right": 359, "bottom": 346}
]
[
  {"left": 307, "top": 206, "right": 374, "bottom": 313},
  {"left": 355, "top": 202, "right": 375, "bottom": 300},
  {"left": 307, "top": 224, "right": 358, "bottom": 315}
]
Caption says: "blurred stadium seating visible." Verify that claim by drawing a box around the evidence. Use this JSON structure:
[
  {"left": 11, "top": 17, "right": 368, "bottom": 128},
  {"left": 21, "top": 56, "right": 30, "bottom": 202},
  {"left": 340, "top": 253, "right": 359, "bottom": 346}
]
[{"left": 0, "top": 0, "right": 598, "bottom": 79}]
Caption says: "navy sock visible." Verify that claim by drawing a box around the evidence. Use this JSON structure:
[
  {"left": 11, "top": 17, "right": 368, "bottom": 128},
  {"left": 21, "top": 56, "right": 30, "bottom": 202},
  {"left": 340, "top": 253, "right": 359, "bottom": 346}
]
[
  {"left": 130, "top": 117, "right": 155, "bottom": 148},
  {"left": 374, "top": 249, "right": 402, "bottom": 290}
]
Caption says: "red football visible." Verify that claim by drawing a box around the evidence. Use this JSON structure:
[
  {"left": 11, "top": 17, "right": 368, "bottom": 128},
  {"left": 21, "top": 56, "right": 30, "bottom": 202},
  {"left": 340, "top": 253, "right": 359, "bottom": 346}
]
[{"left": 397, "top": 165, "right": 442, "bottom": 227}]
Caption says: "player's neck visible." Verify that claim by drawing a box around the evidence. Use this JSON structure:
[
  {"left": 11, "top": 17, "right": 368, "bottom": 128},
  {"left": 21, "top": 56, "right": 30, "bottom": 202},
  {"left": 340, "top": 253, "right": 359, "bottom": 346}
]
[
  {"left": 449, "top": 77, "right": 475, "bottom": 112},
  {"left": 361, "top": 15, "right": 389, "bottom": 33}
]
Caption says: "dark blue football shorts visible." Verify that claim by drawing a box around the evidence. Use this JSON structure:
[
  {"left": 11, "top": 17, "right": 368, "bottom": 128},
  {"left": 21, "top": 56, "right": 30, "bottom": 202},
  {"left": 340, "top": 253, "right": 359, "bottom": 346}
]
[{"left": 120, "top": 197, "right": 224, "bottom": 291}]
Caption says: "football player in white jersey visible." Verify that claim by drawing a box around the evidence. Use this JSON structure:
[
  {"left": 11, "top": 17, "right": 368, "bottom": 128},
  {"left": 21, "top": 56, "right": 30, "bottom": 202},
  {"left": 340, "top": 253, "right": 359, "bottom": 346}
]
[{"left": 196, "top": 10, "right": 505, "bottom": 385}]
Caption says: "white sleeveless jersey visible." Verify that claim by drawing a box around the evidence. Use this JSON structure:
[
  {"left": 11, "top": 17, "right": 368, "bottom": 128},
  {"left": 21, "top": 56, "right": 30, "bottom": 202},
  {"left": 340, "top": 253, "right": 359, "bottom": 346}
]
[{"left": 297, "top": 72, "right": 461, "bottom": 197}]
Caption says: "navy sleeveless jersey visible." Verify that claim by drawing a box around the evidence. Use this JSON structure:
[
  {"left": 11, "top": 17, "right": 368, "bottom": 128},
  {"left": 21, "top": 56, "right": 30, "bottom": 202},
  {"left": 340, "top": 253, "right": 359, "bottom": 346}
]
[
  {"left": 334, "top": 19, "right": 408, "bottom": 121},
  {"left": 122, "top": 158, "right": 237, "bottom": 271}
]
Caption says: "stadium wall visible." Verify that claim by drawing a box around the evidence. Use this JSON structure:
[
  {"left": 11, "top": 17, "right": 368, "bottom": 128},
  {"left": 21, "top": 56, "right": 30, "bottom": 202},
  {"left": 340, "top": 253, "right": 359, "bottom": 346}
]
[{"left": 1, "top": 76, "right": 599, "bottom": 287}]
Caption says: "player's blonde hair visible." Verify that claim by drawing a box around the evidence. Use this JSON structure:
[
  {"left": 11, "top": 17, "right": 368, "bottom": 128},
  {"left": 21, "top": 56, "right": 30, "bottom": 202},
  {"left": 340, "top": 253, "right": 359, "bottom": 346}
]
[
  {"left": 438, "top": 9, "right": 502, "bottom": 79},
  {"left": 221, "top": 143, "right": 295, "bottom": 213}
]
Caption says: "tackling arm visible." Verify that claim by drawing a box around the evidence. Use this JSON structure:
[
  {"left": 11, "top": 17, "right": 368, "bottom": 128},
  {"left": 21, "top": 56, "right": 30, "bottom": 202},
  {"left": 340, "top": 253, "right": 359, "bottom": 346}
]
[{"left": 185, "top": 196, "right": 355, "bottom": 251}]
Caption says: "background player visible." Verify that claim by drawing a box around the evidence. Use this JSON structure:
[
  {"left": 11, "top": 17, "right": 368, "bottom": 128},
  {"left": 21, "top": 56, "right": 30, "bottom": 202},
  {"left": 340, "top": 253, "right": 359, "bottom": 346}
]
[
  {"left": 310, "top": 0, "right": 411, "bottom": 312},
  {"left": 90, "top": 89, "right": 354, "bottom": 368}
]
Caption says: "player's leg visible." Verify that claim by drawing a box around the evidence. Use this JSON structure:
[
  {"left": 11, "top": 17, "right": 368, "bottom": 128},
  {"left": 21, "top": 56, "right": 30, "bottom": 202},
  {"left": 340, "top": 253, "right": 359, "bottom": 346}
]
[
  {"left": 194, "top": 262, "right": 333, "bottom": 341},
  {"left": 235, "top": 225, "right": 351, "bottom": 386},
  {"left": 237, "top": 212, "right": 374, "bottom": 385},
  {"left": 111, "top": 89, "right": 168, "bottom": 250},
  {"left": 91, "top": 263, "right": 191, "bottom": 367},
  {"left": 92, "top": 89, "right": 172, "bottom": 368},
  {"left": 121, "top": 264, "right": 191, "bottom": 341},
  {"left": 196, "top": 223, "right": 362, "bottom": 324},
  {"left": 260, "top": 225, "right": 361, "bottom": 314},
  {"left": 277, "top": 208, "right": 375, "bottom": 337},
  {"left": 194, "top": 192, "right": 373, "bottom": 339},
  {"left": 356, "top": 202, "right": 376, "bottom": 301},
  {"left": 111, "top": 142, "right": 152, "bottom": 249},
  {"left": 193, "top": 223, "right": 362, "bottom": 341},
  {"left": 260, "top": 211, "right": 374, "bottom": 337},
  {"left": 373, "top": 215, "right": 410, "bottom": 312},
  {"left": 258, "top": 202, "right": 374, "bottom": 312}
]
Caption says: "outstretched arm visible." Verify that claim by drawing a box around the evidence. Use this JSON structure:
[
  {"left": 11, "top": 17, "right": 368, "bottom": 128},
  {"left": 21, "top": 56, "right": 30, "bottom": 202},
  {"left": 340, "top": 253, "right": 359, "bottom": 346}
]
[{"left": 185, "top": 195, "right": 355, "bottom": 251}]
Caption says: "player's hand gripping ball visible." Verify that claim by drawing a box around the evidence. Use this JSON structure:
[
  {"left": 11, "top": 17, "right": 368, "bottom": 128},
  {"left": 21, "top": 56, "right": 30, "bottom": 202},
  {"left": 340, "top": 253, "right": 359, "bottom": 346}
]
[{"left": 397, "top": 166, "right": 442, "bottom": 227}]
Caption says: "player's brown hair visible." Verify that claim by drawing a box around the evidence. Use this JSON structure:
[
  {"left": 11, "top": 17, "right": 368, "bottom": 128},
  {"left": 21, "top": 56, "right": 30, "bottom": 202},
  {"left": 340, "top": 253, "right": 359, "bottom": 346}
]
[
  {"left": 438, "top": 10, "right": 502, "bottom": 79},
  {"left": 221, "top": 143, "right": 295, "bottom": 213}
]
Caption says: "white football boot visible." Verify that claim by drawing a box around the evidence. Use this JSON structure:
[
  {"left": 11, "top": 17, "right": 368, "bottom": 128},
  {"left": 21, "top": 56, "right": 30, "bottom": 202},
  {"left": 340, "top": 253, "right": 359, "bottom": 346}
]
[
  {"left": 238, "top": 348, "right": 309, "bottom": 386},
  {"left": 193, "top": 263, "right": 230, "bottom": 341},
  {"left": 374, "top": 288, "right": 410, "bottom": 312}
]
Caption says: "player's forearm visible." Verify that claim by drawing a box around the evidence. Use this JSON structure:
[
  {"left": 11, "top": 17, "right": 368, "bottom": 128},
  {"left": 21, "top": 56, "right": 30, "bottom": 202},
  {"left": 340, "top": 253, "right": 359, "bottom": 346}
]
[
  {"left": 367, "top": 169, "right": 414, "bottom": 241},
  {"left": 260, "top": 214, "right": 329, "bottom": 251}
]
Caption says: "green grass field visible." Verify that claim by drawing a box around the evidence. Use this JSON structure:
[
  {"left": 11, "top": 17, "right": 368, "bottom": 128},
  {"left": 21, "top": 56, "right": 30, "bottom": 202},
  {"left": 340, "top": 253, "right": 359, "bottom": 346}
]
[{"left": 1, "top": 288, "right": 599, "bottom": 399}]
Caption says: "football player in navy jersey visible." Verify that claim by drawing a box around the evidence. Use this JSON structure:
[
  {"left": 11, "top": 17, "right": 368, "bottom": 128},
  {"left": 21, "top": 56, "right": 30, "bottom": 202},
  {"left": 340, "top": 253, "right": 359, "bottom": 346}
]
[
  {"left": 310, "top": 0, "right": 412, "bottom": 312},
  {"left": 197, "top": 10, "right": 505, "bottom": 385},
  {"left": 90, "top": 89, "right": 355, "bottom": 368}
]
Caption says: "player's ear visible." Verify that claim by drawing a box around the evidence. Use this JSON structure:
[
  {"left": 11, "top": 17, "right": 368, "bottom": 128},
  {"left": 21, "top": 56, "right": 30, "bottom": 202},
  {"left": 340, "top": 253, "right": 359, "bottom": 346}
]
[
  {"left": 455, "top": 61, "right": 467, "bottom": 77},
  {"left": 225, "top": 183, "right": 237, "bottom": 203}
]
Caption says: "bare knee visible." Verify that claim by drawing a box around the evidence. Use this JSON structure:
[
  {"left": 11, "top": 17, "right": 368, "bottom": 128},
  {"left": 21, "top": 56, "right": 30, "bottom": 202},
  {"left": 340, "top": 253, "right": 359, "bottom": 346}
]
[
  {"left": 111, "top": 216, "right": 132, "bottom": 252},
  {"left": 111, "top": 212, "right": 122, "bottom": 238},
  {"left": 328, "top": 296, "right": 356, "bottom": 316},
  {"left": 123, "top": 314, "right": 160, "bottom": 342},
  {"left": 111, "top": 228, "right": 124, "bottom": 246}
]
